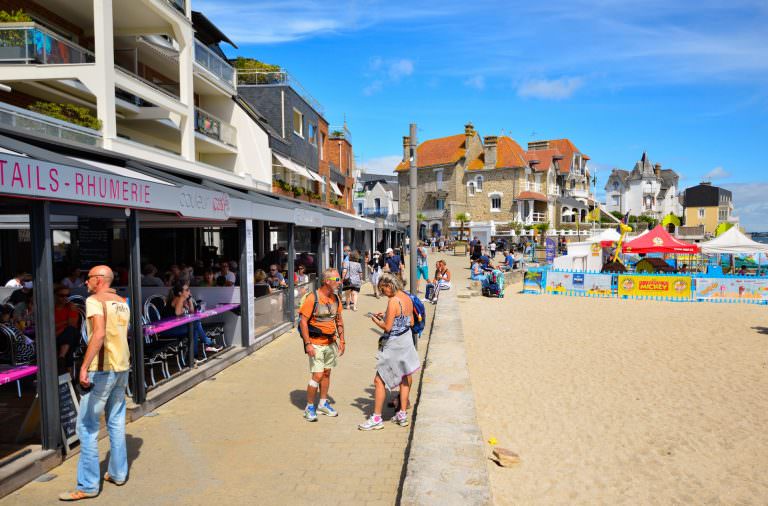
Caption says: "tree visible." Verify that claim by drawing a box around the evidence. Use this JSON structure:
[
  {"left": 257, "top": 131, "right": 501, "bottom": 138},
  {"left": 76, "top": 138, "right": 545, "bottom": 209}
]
[
  {"left": 455, "top": 212, "right": 470, "bottom": 241},
  {"left": 534, "top": 222, "right": 550, "bottom": 245}
]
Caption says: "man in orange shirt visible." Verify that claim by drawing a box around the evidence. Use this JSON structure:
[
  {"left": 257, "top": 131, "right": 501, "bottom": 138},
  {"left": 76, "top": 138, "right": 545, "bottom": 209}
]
[{"left": 298, "top": 268, "right": 345, "bottom": 422}]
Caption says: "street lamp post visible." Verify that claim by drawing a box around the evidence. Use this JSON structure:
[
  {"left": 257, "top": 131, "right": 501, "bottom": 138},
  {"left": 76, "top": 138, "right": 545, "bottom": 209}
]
[{"left": 408, "top": 123, "right": 417, "bottom": 295}]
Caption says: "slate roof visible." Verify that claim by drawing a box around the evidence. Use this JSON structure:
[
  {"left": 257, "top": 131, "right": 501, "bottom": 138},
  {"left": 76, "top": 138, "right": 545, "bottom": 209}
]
[{"left": 515, "top": 191, "right": 548, "bottom": 202}]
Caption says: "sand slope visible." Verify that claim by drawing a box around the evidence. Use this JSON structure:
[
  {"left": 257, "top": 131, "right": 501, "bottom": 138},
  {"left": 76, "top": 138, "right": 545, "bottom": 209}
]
[{"left": 451, "top": 257, "right": 768, "bottom": 505}]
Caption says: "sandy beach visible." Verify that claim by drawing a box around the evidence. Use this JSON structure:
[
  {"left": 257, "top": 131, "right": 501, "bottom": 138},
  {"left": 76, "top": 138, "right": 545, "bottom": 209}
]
[{"left": 442, "top": 254, "right": 768, "bottom": 505}]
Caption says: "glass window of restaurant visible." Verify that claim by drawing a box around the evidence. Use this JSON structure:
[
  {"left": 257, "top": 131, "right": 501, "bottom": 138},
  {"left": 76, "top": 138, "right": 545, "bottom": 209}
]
[
  {"left": 0, "top": 200, "right": 133, "bottom": 460},
  {"left": 252, "top": 221, "right": 295, "bottom": 338},
  {"left": 136, "top": 213, "right": 243, "bottom": 391}
]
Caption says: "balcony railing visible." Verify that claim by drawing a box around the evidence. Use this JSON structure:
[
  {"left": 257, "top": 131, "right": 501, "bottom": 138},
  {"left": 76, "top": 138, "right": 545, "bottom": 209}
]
[
  {"left": 329, "top": 124, "right": 352, "bottom": 144},
  {"left": 0, "top": 101, "right": 101, "bottom": 146},
  {"left": 237, "top": 70, "right": 324, "bottom": 115},
  {"left": 567, "top": 187, "right": 589, "bottom": 199},
  {"left": 525, "top": 212, "right": 547, "bottom": 223},
  {"left": 0, "top": 23, "right": 94, "bottom": 64},
  {"left": 194, "top": 39, "right": 235, "bottom": 90},
  {"left": 195, "top": 107, "right": 237, "bottom": 147},
  {"left": 548, "top": 184, "right": 560, "bottom": 195},
  {"left": 361, "top": 208, "right": 389, "bottom": 218},
  {"left": 420, "top": 209, "right": 446, "bottom": 220},
  {"left": 523, "top": 181, "right": 543, "bottom": 193}
]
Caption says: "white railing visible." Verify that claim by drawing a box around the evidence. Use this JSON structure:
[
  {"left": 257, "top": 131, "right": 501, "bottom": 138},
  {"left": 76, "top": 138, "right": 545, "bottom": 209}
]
[
  {"left": 566, "top": 187, "right": 589, "bottom": 199},
  {"left": 0, "top": 23, "right": 94, "bottom": 64},
  {"left": 194, "top": 39, "right": 236, "bottom": 90},
  {"left": 0, "top": 101, "right": 101, "bottom": 146},
  {"left": 548, "top": 184, "right": 560, "bottom": 195},
  {"left": 524, "top": 181, "right": 543, "bottom": 193},
  {"left": 195, "top": 107, "right": 237, "bottom": 147},
  {"left": 237, "top": 70, "right": 324, "bottom": 115}
]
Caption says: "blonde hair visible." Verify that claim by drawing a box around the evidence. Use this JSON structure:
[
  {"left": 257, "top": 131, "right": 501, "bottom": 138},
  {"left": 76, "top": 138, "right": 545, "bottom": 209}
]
[
  {"left": 254, "top": 269, "right": 267, "bottom": 283},
  {"left": 377, "top": 272, "right": 402, "bottom": 293}
]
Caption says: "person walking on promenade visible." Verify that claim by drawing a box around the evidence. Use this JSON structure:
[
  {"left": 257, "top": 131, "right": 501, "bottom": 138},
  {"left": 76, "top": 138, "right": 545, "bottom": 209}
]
[
  {"left": 415, "top": 241, "right": 429, "bottom": 293},
  {"left": 59, "top": 266, "right": 131, "bottom": 501},
  {"left": 298, "top": 268, "right": 345, "bottom": 422},
  {"left": 359, "top": 273, "right": 420, "bottom": 431},
  {"left": 384, "top": 248, "right": 404, "bottom": 282}
]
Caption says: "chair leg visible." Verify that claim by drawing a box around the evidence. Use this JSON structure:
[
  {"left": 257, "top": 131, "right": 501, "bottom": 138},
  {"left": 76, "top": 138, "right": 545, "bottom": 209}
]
[{"left": 16, "top": 380, "right": 21, "bottom": 398}]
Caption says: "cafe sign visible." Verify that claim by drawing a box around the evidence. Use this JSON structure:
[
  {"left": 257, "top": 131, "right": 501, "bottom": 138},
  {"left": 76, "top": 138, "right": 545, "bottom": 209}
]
[{"left": 0, "top": 153, "right": 233, "bottom": 220}]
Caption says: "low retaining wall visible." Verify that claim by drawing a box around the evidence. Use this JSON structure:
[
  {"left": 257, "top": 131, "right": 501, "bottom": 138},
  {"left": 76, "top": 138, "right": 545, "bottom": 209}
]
[{"left": 400, "top": 289, "right": 492, "bottom": 505}]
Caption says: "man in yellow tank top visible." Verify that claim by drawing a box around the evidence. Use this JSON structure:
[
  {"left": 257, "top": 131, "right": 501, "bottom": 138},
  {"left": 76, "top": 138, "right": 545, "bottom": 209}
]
[{"left": 60, "top": 265, "right": 131, "bottom": 501}]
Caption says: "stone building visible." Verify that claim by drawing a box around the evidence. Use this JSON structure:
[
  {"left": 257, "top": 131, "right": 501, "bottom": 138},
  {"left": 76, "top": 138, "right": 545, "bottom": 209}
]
[{"left": 395, "top": 123, "right": 593, "bottom": 244}]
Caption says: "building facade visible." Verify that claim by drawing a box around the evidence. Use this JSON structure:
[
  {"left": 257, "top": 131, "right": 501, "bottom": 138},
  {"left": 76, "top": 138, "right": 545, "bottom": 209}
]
[
  {"left": 396, "top": 123, "right": 594, "bottom": 243},
  {"left": 604, "top": 153, "right": 683, "bottom": 219},
  {"left": 681, "top": 181, "right": 736, "bottom": 235}
]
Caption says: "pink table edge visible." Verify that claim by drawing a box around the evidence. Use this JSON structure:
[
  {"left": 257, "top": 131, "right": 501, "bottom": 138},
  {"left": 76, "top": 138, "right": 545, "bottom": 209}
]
[
  {"left": 0, "top": 365, "right": 38, "bottom": 385},
  {"left": 143, "top": 303, "right": 240, "bottom": 336}
]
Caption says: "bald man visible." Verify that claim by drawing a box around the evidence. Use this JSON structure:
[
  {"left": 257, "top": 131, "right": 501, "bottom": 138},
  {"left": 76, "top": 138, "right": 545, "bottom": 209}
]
[{"left": 60, "top": 266, "right": 131, "bottom": 501}]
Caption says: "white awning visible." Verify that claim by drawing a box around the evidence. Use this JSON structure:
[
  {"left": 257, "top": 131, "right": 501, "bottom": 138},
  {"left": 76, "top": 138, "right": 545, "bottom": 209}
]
[
  {"left": 72, "top": 157, "right": 174, "bottom": 186},
  {"left": 306, "top": 169, "right": 324, "bottom": 184},
  {"left": 273, "top": 152, "right": 313, "bottom": 181},
  {"left": 330, "top": 182, "right": 343, "bottom": 196}
]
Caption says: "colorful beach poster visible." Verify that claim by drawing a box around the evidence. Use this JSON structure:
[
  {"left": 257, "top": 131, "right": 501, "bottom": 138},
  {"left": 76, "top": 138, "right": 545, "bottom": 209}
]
[
  {"left": 618, "top": 275, "right": 692, "bottom": 299},
  {"left": 523, "top": 270, "right": 544, "bottom": 293},
  {"left": 693, "top": 277, "right": 768, "bottom": 302},
  {"left": 546, "top": 271, "right": 613, "bottom": 295}
]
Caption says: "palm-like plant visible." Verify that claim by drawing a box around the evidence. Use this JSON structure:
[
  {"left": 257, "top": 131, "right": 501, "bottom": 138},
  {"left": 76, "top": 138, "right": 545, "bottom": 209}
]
[{"left": 455, "top": 212, "right": 470, "bottom": 241}]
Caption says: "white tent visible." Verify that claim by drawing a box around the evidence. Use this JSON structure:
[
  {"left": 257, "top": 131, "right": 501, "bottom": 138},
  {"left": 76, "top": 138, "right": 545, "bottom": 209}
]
[
  {"left": 593, "top": 228, "right": 621, "bottom": 243},
  {"left": 700, "top": 226, "right": 768, "bottom": 255}
]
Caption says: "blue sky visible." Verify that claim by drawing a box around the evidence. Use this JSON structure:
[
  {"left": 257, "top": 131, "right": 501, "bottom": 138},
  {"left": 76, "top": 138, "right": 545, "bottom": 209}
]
[{"left": 198, "top": 0, "right": 768, "bottom": 231}]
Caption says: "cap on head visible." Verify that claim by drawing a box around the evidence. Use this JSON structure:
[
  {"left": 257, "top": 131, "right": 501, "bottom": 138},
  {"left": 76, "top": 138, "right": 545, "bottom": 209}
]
[{"left": 386, "top": 248, "right": 394, "bottom": 254}]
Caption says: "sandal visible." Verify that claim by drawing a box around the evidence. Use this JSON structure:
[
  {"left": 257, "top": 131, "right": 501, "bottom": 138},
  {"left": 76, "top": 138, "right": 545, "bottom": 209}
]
[
  {"left": 58, "top": 490, "right": 98, "bottom": 501},
  {"left": 104, "top": 472, "right": 126, "bottom": 486}
]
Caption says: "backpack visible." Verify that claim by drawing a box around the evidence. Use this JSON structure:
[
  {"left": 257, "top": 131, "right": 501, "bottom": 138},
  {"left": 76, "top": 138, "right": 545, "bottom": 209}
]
[
  {"left": 297, "top": 290, "right": 341, "bottom": 349},
  {"left": 405, "top": 291, "right": 427, "bottom": 336}
]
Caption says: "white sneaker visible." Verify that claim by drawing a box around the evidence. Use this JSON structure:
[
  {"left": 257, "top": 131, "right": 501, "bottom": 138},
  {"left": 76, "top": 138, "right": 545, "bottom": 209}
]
[{"left": 358, "top": 415, "right": 384, "bottom": 431}]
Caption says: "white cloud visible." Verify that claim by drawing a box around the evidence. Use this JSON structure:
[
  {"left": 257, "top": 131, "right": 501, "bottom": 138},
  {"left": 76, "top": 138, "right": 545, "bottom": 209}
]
[
  {"left": 388, "top": 59, "right": 414, "bottom": 80},
  {"left": 704, "top": 166, "right": 731, "bottom": 180},
  {"left": 729, "top": 182, "right": 768, "bottom": 232},
  {"left": 464, "top": 75, "right": 486, "bottom": 90},
  {"left": 360, "top": 155, "right": 403, "bottom": 175},
  {"left": 363, "top": 58, "right": 415, "bottom": 95},
  {"left": 517, "top": 77, "right": 584, "bottom": 100}
]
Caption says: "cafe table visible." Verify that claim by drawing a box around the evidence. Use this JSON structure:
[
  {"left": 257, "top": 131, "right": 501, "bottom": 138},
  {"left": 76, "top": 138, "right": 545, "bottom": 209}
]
[{"left": 143, "top": 303, "right": 240, "bottom": 367}]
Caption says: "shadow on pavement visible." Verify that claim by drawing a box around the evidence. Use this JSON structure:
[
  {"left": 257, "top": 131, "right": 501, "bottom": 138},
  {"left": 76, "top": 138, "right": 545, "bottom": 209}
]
[
  {"left": 100, "top": 434, "right": 143, "bottom": 480},
  {"left": 289, "top": 389, "right": 337, "bottom": 411},
  {"left": 349, "top": 387, "right": 376, "bottom": 417},
  {"left": 752, "top": 326, "right": 768, "bottom": 335}
]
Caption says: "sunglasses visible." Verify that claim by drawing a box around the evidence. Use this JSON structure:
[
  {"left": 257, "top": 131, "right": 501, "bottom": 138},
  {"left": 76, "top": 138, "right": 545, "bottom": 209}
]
[{"left": 325, "top": 276, "right": 341, "bottom": 282}]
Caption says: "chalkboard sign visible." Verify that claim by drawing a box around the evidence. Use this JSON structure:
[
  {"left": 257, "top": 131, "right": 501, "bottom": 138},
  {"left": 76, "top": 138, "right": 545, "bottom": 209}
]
[
  {"left": 58, "top": 374, "right": 80, "bottom": 453},
  {"left": 77, "top": 218, "right": 111, "bottom": 268}
]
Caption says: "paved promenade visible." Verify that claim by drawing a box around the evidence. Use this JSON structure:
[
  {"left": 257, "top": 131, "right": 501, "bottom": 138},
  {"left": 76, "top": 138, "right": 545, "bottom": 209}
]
[{"left": 2, "top": 279, "right": 432, "bottom": 506}]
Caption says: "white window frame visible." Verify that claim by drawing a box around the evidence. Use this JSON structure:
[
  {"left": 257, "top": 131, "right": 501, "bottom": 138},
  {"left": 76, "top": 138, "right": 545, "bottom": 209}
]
[
  {"left": 307, "top": 123, "right": 317, "bottom": 146},
  {"left": 435, "top": 168, "right": 444, "bottom": 190},
  {"left": 489, "top": 191, "right": 503, "bottom": 213},
  {"left": 292, "top": 108, "right": 304, "bottom": 138},
  {"left": 698, "top": 208, "right": 705, "bottom": 218},
  {"left": 475, "top": 175, "right": 484, "bottom": 192},
  {"left": 467, "top": 181, "right": 476, "bottom": 196}
]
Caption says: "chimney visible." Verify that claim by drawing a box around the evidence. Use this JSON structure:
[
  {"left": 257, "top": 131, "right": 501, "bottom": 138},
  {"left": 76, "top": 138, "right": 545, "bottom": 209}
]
[
  {"left": 464, "top": 122, "right": 474, "bottom": 144},
  {"left": 483, "top": 136, "right": 498, "bottom": 169},
  {"left": 402, "top": 136, "right": 411, "bottom": 163},
  {"left": 654, "top": 163, "right": 661, "bottom": 177}
]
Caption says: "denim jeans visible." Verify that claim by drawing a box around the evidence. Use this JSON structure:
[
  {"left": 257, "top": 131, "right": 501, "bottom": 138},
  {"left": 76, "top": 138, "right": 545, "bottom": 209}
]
[
  {"left": 162, "top": 321, "right": 213, "bottom": 356},
  {"left": 76, "top": 370, "right": 129, "bottom": 494}
]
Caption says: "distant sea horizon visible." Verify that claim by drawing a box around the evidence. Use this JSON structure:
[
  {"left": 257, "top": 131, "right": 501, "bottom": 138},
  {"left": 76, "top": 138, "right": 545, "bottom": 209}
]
[{"left": 751, "top": 232, "right": 768, "bottom": 244}]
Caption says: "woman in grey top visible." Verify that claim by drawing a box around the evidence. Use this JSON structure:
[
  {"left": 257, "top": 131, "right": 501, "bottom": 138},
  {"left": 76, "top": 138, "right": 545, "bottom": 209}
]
[
  {"left": 342, "top": 250, "right": 363, "bottom": 311},
  {"left": 359, "top": 273, "right": 420, "bottom": 431}
]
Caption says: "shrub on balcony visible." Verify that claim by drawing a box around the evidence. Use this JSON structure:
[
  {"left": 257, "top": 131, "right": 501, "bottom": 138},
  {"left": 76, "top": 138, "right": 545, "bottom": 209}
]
[
  {"left": 310, "top": 192, "right": 322, "bottom": 201},
  {"left": 292, "top": 185, "right": 305, "bottom": 197},
  {"left": 28, "top": 101, "right": 102, "bottom": 130},
  {"left": 0, "top": 9, "right": 32, "bottom": 22},
  {"left": 274, "top": 179, "right": 292, "bottom": 192},
  {"left": 234, "top": 57, "right": 281, "bottom": 84}
]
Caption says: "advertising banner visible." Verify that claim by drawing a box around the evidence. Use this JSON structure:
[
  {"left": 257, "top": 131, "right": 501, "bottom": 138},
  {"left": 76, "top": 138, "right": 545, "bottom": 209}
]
[
  {"left": 523, "top": 270, "right": 544, "bottom": 293},
  {"left": 693, "top": 277, "right": 768, "bottom": 302},
  {"left": 545, "top": 238, "right": 556, "bottom": 264},
  {"left": 546, "top": 271, "right": 613, "bottom": 295},
  {"left": 617, "top": 275, "right": 692, "bottom": 299}
]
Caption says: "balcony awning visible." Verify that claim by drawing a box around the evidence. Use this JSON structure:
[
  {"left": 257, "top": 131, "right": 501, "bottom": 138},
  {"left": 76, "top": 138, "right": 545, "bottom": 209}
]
[
  {"left": 273, "top": 152, "right": 313, "bottom": 181},
  {"left": 330, "top": 182, "right": 343, "bottom": 196},
  {"left": 306, "top": 169, "right": 324, "bottom": 184}
]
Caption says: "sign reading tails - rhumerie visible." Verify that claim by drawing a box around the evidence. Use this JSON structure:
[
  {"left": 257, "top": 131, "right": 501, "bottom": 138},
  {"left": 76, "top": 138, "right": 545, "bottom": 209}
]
[{"left": 0, "top": 153, "right": 233, "bottom": 220}]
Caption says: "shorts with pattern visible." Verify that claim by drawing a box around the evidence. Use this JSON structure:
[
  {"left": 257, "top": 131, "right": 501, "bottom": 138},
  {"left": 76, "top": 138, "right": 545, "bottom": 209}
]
[{"left": 308, "top": 342, "right": 338, "bottom": 372}]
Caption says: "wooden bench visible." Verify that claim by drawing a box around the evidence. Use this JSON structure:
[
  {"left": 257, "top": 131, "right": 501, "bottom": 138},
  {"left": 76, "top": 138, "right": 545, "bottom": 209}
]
[{"left": 0, "top": 365, "right": 38, "bottom": 398}]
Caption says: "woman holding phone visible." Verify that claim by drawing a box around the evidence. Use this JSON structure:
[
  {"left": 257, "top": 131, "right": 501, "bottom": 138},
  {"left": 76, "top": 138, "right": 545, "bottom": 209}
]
[{"left": 359, "top": 273, "right": 420, "bottom": 431}]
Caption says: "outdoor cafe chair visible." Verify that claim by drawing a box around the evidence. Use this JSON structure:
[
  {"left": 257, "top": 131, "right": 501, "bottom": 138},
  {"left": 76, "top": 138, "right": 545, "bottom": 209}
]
[{"left": 0, "top": 324, "right": 25, "bottom": 398}]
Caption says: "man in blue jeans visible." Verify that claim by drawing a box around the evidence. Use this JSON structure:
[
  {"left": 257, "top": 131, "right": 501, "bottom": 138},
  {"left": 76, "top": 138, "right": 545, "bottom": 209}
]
[{"left": 60, "top": 266, "right": 131, "bottom": 501}]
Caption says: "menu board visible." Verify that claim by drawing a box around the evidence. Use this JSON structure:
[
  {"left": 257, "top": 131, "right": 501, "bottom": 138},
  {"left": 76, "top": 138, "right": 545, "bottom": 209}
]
[
  {"left": 77, "top": 218, "right": 111, "bottom": 268},
  {"left": 58, "top": 373, "right": 80, "bottom": 452}
]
